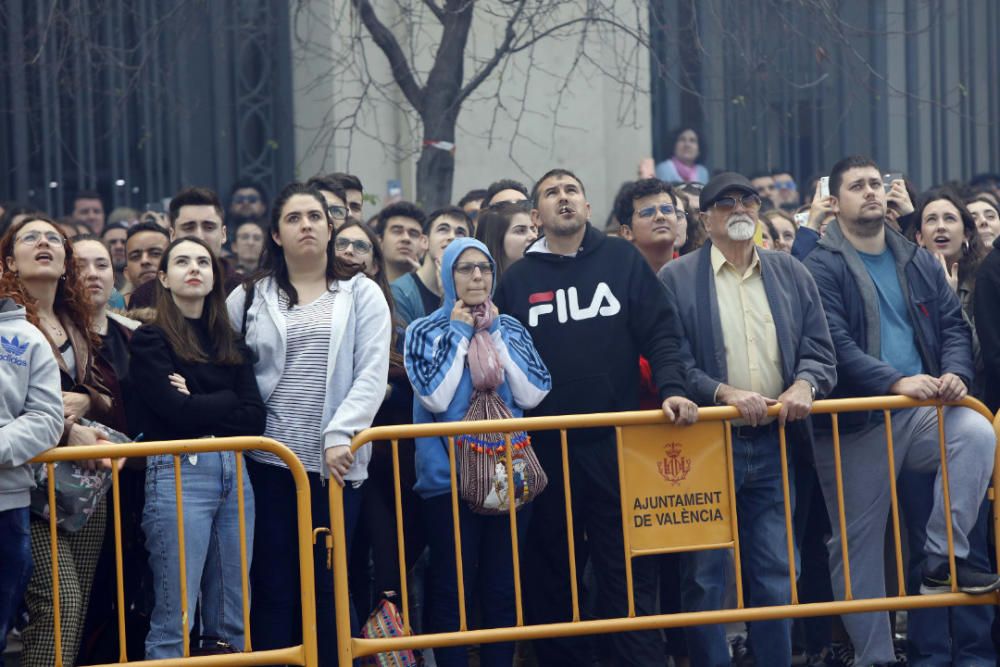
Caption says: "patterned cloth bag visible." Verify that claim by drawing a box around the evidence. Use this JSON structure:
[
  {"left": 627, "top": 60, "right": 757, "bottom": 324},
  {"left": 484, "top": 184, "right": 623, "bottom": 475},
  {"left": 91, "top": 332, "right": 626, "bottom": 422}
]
[
  {"left": 360, "top": 595, "right": 418, "bottom": 667},
  {"left": 455, "top": 301, "right": 547, "bottom": 515},
  {"left": 29, "top": 419, "right": 129, "bottom": 532}
]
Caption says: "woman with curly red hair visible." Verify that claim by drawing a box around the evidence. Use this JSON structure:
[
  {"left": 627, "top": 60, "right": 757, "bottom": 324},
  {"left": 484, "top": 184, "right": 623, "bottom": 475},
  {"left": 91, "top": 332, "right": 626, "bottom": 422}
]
[{"left": 0, "top": 214, "right": 116, "bottom": 667}]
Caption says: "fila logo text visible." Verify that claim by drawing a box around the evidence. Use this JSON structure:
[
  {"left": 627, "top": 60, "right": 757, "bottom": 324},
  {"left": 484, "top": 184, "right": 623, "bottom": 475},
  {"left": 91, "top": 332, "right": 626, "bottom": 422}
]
[{"left": 527, "top": 283, "right": 621, "bottom": 327}]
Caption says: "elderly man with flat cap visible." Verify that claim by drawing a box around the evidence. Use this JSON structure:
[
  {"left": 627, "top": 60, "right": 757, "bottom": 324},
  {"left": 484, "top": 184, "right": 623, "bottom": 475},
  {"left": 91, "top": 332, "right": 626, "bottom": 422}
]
[{"left": 658, "top": 172, "right": 837, "bottom": 666}]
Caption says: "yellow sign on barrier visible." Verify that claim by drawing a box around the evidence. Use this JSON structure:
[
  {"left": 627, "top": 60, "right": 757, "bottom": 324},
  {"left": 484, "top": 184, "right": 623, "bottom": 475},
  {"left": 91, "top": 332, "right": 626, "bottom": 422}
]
[{"left": 621, "top": 422, "right": 733, "bottom": 552}]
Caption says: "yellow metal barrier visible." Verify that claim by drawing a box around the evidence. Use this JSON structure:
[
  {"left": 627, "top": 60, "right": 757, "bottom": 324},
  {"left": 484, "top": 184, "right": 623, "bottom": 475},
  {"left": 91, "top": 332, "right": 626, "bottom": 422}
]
[
  {"left": 333, "top": 396, "right": 999, "bottom": 664},
  {"left": 31, "top": 437, "right": 319, "bottom": 667}
]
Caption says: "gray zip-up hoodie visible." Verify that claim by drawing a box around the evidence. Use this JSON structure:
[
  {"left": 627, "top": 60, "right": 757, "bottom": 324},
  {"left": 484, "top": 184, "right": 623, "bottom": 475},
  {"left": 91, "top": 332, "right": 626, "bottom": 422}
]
[{"left": 0, "top": 298, "right": 64, "bottom": 512}]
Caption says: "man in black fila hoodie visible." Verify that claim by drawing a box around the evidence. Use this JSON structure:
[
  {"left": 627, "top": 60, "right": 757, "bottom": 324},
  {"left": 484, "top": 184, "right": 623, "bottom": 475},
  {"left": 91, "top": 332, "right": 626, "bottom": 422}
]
[{"left": 494, "top": 168, "right": 697, "bottom": 666}]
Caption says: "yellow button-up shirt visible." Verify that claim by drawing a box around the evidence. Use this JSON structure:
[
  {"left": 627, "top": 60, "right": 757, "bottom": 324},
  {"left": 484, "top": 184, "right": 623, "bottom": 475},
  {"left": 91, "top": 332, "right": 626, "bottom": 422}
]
[{"left": 711, "top": 245, "right": 784, "bottom": 413}]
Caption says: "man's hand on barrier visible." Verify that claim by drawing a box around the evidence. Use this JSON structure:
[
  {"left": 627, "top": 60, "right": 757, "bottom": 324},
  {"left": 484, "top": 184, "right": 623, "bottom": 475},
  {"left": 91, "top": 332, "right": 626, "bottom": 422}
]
[
  {"left": 777, "top": 380, "right": 813, "bottom": 426},
  {"left": 889, "top": 374, "right": 940, "bottom": 400},
  {"left": 325, "top": 445, "right": 354, "bottom": 487},
  {"left": 937, "top": 373, "right": 968, "bottom": 402},
  {"left": 662, "top": 396, "right": 698, "bottom": 426},
  {"left": 716, "top": 385, "right": 777, "bottom": 426}
]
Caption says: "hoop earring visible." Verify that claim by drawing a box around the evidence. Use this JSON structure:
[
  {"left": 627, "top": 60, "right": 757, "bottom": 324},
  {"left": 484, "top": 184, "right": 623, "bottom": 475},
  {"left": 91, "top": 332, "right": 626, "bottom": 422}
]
[{"left": 963, "top": 239, "right": 970, "bottom": 253}]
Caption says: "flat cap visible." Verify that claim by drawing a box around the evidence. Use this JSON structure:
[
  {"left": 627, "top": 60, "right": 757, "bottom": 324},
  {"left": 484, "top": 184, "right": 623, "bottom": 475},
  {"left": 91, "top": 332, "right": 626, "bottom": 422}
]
[{"left": 699, "top": 172, "right": 758, "bottom": 212}]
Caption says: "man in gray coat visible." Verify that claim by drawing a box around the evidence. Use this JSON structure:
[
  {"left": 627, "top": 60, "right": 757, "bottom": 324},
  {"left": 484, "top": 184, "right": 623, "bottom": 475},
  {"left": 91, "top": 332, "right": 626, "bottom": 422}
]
[{"left": 659, "top": 172, "right": 837, "bottom": 667}]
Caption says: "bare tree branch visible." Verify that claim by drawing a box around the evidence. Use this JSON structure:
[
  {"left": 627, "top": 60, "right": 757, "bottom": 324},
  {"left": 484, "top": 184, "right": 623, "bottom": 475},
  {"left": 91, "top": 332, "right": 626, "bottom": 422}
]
[
  {"left": 457, "top": 0, "right": 527, "bottom": 104},
  {"left": 421, "top": 0, "right": 445, "bottom": 23},
  {"left": 351, "top": 0, "right": 426, "bottom": 114}
]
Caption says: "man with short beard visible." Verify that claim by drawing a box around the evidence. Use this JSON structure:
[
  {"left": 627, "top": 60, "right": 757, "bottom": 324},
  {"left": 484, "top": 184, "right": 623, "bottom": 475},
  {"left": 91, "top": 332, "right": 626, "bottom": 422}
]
[
  {"left": 494, "top": 168, "right": 697, "bottom": 666},
  {"left": 659, "top": 172, "right": 836, "bottom": 666},
  {"left": 804, "top": 155, "right": 999, "bottom": 666}
]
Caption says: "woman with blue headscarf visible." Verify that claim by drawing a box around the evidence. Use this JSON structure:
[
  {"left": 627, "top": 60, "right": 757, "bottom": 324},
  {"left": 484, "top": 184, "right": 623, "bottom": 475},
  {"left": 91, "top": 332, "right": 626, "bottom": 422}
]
[{"left": 405, "top": 238, "right": 550, "bottom": 666}]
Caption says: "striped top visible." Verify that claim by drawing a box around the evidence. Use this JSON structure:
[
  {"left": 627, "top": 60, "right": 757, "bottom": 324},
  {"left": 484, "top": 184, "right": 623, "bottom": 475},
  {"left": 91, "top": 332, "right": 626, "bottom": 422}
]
[{"left": 254, "top": 289, "right": 335, "bottom": 472}]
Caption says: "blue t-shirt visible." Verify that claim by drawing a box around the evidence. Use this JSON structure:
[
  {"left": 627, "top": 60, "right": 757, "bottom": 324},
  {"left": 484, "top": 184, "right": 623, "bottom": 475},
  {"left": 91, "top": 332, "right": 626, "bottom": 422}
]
[{"left": 858, "top": 249, "right": 924, "bottom": 377}]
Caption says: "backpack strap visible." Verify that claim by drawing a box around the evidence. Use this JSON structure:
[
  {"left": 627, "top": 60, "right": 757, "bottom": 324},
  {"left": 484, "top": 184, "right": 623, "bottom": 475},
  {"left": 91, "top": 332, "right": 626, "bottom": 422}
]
[{"left": 241, "top": 282, "right": 256, "bottom": 334}]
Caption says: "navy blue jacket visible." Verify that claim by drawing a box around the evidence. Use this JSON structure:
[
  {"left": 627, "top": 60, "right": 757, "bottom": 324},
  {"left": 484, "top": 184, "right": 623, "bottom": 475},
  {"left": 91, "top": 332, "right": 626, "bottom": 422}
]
[{"left": 803, "top": 220, "right": 973, "bottom": 428}]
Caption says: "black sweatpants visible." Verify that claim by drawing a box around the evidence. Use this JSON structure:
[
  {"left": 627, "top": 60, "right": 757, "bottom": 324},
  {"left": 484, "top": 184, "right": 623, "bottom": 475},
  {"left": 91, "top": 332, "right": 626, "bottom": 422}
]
[{"left": 523, "top": 433, "right": 663, "bottom": 666}]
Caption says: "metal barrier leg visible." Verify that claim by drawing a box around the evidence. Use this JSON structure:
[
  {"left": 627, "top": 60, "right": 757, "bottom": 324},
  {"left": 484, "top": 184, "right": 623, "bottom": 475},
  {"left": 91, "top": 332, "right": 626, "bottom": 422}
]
[
  {"left": 236, "top": 451, "right": 253, "bottom": 652},
  {"left": 110, "top": 459, "right": 128, "bottom": 662},
  {"left": 777, "top": 424, "right": 798, "bottom": 605},
  {"left": 447, "top": 436, "right": 468, "bottom": 631},
  {"left": 390, "top": 438, "right": 412, "bottom": 634},
  {"left": 883, "top": 411, "right": 907, "bottom": 596},
  {"left": 614, "top": 427, "right": 636, "bottom": 618},
  {"left": 936, "top": 406, "right": 959, "bottom": 593},
  {"left": 724, "top": 423, "right": 744, "bottom": 609},
  {"left": 830, "top": 415, "right": 853, "bottom": 601},
  {"left": 173, "top": 454, "right": 190, "bottom": 657},
  {"left": 329, "top": 470, "right": 354, "bottom": 666},
  {"left": 47, "top": 463, "right": 64, "bottom": 667},
  {"left": 503, "top": 434, "right": 524, "bottom": 626},
  {"left": 560, "top": 429, "right": 581, "bottom": 622},
  {"left": 993, "top": 412, "right": 1000, "bottom": 575}
]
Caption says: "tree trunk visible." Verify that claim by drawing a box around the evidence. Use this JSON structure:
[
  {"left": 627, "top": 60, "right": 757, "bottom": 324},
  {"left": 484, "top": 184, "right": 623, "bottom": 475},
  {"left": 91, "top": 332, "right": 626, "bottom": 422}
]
[
  {"left": 415, "top": 140, "right": 455, "bottom": 211},
  {"left": 415, "top": 106, "right": 458, "bottom": 210}
]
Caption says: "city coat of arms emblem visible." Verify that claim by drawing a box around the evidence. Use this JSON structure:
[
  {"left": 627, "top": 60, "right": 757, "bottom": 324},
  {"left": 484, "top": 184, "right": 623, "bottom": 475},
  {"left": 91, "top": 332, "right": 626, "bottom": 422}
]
[{"left": 657, "top": 442, "right": 691, "bottom": 485}]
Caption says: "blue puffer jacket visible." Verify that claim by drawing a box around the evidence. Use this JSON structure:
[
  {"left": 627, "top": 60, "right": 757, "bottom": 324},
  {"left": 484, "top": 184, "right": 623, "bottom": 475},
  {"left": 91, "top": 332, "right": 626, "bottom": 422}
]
[
  {"left": 404, "top": 238, "right": 552, "bottom": 499},
  {"left": 803, "top": 219, "right": 973, "bottom": 430}
]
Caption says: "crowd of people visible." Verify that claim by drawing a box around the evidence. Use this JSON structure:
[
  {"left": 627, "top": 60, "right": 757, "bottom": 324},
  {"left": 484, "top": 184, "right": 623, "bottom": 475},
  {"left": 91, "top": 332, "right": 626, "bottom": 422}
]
[{"left": 1, "top": 128, "right": 1000, "bottom": 667}]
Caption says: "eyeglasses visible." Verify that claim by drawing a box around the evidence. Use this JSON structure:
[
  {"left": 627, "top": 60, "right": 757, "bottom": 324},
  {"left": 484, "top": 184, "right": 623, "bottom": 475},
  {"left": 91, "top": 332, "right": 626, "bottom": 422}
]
[
  {"left": 16, "top": 230, "right": 64, "bottom": 247},
  {"left": 328, "top": 205, "right": 348, "bottom": 220},
  {"left": 636, "top": 204, "right": 675, "bottom": 219},
  {"left": 453, "top": 262, "right": 493, "bottom": 276},
  {"left": 233, "top": 194, "right": 260, "bottom": 205},
  {"left": 775, "top": 181, "right": 797, "bottom": 191},
  {"left": 334, "top": 238, "right": 373, "bottom": 255},
  {"left": 712, "top": 193, "right": 762, "bottom": 212}
]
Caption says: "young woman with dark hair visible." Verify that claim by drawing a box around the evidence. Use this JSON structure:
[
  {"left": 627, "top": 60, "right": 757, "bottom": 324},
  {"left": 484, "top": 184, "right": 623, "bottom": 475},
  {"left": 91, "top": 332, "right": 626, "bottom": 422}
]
[
  {"left": 227, "top": 182, "right": 391, "bottom": 662},
  {"left": 473, "top": 201, "right": 538, "bottom": 283},
  {"left": 912, "top": 188, "right": 988, "bottom": 316},
  {"left": 0, "top": 215, "right": 116, "bottom": 667},
  {"left": 71, "top": 236, "right": 148, "bottom": 662},
  {"left": 967, "top": 196, "right": 1000, "bottom": 247},
  {"left": 128, "top": 237, "right": 265, "bottom": 658}
]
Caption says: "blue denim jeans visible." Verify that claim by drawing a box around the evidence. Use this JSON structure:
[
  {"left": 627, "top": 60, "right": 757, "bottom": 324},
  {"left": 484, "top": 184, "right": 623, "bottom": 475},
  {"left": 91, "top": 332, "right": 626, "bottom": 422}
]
[
  {"left": 681, "top": 428, "right": 794, "bottom": 667},
  {"left": 0, "top": 507, "right": 32, "bottom": 667},
  {"left": 142, "top": 452, "right": 255, "bottom": 659}
]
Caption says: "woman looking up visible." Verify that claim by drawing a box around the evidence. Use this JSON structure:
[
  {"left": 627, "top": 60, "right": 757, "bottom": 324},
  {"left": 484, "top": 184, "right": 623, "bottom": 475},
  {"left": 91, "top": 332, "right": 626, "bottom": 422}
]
[
  {"left": 227, "top": 182, "right": 391, "bottom": 663},
  {"left": 405, "top": 237, "right": 551, "bottom": 667},
  {"left": 128, "top": 237, "right": 265, "bottom": 658},
  {"left": 474, "top": 201, "right": 538, "bottom": 284},
  {"left": 0, "top": 215, "right": 114, "bottom": 667}
]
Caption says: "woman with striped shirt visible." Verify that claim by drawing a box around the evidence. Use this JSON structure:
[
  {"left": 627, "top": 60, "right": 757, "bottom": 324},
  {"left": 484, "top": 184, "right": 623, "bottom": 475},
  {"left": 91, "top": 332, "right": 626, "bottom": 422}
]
[{"left": 226, "top": 182, "right": 391, "bottom": 663}]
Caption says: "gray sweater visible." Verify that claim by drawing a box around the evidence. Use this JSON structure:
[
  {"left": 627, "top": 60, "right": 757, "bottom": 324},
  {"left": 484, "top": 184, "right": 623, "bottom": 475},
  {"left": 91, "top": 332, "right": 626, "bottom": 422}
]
[{"left": 0, "top": 298, "right": 64, "bottom": 511}]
